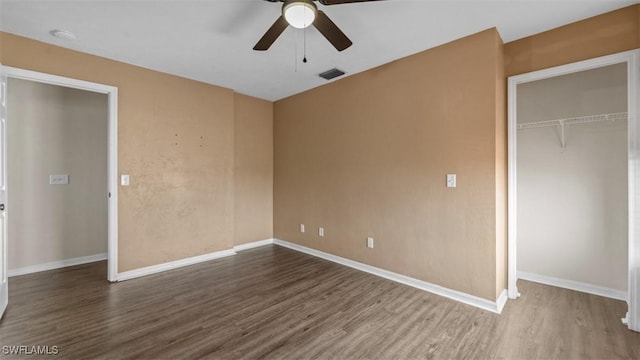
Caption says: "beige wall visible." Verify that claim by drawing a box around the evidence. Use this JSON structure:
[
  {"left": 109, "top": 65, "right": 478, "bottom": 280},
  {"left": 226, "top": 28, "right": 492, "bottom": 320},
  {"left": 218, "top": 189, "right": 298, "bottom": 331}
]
[
  {"left": 505, "top": 4, "right": 639, "bottom": 77},
  {"left": 0, "top": 32, "right": 271, "bottom": 272},
  {"left": 517, "top": 64, "right": 628, "bottom": 291},
  {"left": 274, "top": 29, "right": 506, "bottom": 301},
  {"left": 7, "top": 78, "right": 108, "bottom": 269},
  {"left": 1, "top": 3, "right": 636, "bottom": 291},
  {"left": 234, "top": 93, "right": 273, "bottom": 245}
]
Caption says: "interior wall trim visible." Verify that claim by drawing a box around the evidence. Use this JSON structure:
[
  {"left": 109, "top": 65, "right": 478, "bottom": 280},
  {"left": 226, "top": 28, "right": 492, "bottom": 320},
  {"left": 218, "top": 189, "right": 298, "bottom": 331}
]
[
  {"left": 496, "top": 289, "right": 508, "bottom": 313},
  {"left": 8, "top": 253, "right": 107, "bottom": 277},
  {"left": 273, "top": 239, "right": 507, "bottom": 314},
  {"left": 518, "top": 271, "right": 627, "bottom": 301},
  {"left": 117, "top": 248, "right": 236, "bottom": 281},
  {"left": 106, "top": 237, "right": 509, "bottom": 314},
  {"left": 233, "top": 238, "right": 274, "bottom": 252}
]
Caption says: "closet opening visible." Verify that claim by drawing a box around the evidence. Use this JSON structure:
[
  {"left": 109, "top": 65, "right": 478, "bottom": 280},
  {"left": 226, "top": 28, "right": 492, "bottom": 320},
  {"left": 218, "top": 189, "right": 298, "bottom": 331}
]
[{"left": 507, "top": 50, "right": 640, "bottom": 332}]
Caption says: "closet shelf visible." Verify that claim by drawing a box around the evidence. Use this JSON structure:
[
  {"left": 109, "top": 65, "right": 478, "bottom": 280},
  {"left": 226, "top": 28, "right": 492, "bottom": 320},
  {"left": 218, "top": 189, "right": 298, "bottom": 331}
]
[
  {"left": 517, "top": 112, "right": 627, "bottom": 130},
  {"left": 517, "top": 112, "right": 627, "bottom": 151}
]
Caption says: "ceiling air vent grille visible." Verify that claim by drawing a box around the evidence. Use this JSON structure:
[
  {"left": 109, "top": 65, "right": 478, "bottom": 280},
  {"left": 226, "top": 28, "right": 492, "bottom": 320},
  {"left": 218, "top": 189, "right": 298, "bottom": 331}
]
[{"left": 319, "top": 68, "right": 345, "bottom": 80}]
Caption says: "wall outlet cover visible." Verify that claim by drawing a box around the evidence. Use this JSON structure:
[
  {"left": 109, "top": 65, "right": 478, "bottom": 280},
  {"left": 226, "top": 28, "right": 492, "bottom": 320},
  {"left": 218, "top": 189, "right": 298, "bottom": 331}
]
[
  {"left": 367, "top": 237, "right": 374, "bottom": 248},
  {"left": 49, "top": 174, "right": 69, "bottom": 185}
]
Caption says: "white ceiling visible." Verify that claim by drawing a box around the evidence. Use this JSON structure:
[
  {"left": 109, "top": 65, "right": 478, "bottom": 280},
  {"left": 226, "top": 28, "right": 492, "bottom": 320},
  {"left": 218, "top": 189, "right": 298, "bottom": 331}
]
[{"left": 0, "top": 0, "right": 637, "bottom": 101}]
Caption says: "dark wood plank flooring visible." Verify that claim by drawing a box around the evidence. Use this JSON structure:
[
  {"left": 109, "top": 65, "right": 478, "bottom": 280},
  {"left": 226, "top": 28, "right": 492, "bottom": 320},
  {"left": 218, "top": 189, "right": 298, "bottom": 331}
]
[{"left": 1, "top": 245, "right": 638, "bottom": 359}]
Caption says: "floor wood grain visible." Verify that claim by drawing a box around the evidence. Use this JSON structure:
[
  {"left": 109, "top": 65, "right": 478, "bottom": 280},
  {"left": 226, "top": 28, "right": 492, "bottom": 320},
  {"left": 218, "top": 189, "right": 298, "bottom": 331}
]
[{"left": 1, "top": 245, "right": 638, "bottom": 359}]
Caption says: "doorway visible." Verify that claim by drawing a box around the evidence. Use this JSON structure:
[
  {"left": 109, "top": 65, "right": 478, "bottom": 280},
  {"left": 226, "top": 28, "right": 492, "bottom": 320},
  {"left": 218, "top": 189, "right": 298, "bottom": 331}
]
[
  {"left": 507, "top": 50, "right": 640, "bottom": 332},
  {"left": 1, "top": 66, "right": 118, "bottom": 283}
]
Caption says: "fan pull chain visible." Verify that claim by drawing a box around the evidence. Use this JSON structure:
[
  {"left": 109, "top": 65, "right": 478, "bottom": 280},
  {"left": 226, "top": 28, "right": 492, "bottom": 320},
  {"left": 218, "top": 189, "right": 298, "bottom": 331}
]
[
  {"left": 294, "top": 29, "right": 298, "bottom": 72},
  {"left": 303, "top": 26, "right": 308, "bottom": 63}
]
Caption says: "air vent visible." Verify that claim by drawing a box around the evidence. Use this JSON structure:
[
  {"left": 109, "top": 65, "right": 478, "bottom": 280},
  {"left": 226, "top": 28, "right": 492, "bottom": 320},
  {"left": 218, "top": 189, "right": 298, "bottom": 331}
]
[
  {"left": 49, "top": 29, "right": 77, "bottom": 41},
  {"left": 319, "top": 68, "right": 345, "bottom": 80}
]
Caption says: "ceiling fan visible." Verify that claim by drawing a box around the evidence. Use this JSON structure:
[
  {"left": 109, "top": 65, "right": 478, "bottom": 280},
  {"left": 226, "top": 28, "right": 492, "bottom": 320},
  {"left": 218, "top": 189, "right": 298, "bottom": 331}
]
[{"left": 254, "top": 0, "right": 380, "bottom": 52}]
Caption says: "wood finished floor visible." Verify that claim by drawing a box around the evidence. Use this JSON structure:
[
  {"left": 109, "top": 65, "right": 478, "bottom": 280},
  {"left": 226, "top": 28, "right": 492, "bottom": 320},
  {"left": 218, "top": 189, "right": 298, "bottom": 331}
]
[{"left": 1, "top": 245, "right": 638, "bottom": 360}]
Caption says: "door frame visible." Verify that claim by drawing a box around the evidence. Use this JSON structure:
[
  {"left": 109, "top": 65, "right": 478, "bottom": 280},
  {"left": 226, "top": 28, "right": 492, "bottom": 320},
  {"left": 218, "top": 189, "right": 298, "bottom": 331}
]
[
  {"left": 1, "top": 65, "right": 8, "bottom": 318},
  {"left": 507, "top": 49, "right": 640, "bottom": 332},
  {"left": 2, "top": 66, "right": 119, "bottom": 282}
]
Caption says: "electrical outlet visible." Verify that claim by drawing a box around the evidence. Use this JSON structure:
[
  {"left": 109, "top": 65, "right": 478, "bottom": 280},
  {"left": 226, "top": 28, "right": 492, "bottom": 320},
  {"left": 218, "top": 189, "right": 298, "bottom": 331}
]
[
  {"left": 319, "top": 227, "right": 324, "bottom": 237},
  {"left": 367, "top": 237, "right": 374, "bottom": 248},
  {"left": 49, "top": 174, "right": 69, "bottom": 185},
  {"left": 300, "top": 224, "right": 305, "bottom": 233}
]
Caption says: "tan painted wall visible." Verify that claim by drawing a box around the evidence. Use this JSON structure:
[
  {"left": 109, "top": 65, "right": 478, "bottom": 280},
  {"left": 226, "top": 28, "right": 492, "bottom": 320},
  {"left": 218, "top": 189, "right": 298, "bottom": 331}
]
[
  {"left": 505, "top": 4, "right": 640, "bottom": 77},
  {"left": 234, "top": 93, "right": 273, "bottom": 245},
  {"left": 0, "top": 32, "right": 235, "bottom": 272},
  {"left": 2, "top": 3, "right": 632, "bottom": 289},
  {"left": 7, "top": 78, "right": 108, "bottom": 269},
  {"left": 274, "top": 29, "right": 506, "bottom": 301}
]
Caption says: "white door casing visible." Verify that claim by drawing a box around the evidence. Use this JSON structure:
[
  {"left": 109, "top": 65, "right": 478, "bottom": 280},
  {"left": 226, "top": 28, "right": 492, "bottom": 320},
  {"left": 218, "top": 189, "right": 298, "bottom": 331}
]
[{"left": 0, "top": 65, "right": 8, "bottom": 319}]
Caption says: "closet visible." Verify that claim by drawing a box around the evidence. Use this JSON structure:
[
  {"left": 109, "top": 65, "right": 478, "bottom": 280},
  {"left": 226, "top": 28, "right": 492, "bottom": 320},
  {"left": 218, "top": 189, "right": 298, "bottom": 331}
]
[{"left": 516, "top": 63, "right": 628, "bottom": 299}]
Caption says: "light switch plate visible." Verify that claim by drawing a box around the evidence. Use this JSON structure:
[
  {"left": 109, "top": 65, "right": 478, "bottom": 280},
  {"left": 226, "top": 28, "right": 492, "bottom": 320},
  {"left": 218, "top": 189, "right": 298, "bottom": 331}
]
[
  {"left": 121, "top": 174, "right": 130, "bottom": 186},
  {"left": 49, "top": 174, "right": 69, "bottom": 185},
  {"left": 367, "top": 237, "right": 374, "bottom": 248},
  {"left": 447, "top": 174, "right": 457, "bottom": 188}
]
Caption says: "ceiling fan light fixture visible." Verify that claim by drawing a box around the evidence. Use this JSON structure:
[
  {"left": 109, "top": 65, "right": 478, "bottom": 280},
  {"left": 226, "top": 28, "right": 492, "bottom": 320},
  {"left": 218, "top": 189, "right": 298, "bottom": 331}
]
[{"left": 283, "top": 0, "right": 317, "bottom": 29}]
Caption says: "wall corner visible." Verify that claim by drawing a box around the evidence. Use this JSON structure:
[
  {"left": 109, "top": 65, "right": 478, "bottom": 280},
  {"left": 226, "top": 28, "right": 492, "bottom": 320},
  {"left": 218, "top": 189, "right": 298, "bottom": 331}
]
[{"left": 495, "top": 30, "right": 508, "bottom": 299}]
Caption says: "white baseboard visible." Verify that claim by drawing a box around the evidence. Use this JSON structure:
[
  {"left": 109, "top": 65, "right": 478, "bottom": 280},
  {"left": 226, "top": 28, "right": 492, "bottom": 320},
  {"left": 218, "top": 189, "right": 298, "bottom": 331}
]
[
  {"left": 234, "top": 238, "right": 274, "bottom": 252},
  {"left": 0, "top": 283, "right": 6, "bottom": 320},
  {"left": 8, "top": 253, "right": 108, "bottom": 277},
  {"left": 117, "top": 238, "right": 276, "bottom": 282},
  {"left": 496, "top": 289, "right": 508, "bottom": 313},
  {"left": 517, "top": 271, "right": 627, "bottom": 301},
  {"left": 117, "top": 249, "right": 236, "bottom": 281},
  {"left": 273, "top": 239, "right": 507, "bottom": 314}
]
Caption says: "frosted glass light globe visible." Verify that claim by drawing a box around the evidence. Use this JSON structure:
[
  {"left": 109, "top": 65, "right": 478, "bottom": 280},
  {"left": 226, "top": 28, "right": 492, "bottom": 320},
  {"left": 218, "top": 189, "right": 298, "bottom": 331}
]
[{"left": 284, "top": 1, "right": 316, "bottom": 29}]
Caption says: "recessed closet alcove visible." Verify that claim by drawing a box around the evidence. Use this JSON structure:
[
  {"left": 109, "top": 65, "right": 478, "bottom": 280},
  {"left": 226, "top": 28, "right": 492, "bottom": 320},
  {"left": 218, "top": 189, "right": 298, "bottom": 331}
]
[{"left": 516, "top": 63, "right": 628, "bottom": 299}]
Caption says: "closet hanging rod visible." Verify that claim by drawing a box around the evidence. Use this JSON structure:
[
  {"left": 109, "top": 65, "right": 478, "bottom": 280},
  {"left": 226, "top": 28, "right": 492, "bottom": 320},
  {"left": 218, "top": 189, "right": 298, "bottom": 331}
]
[{"left": 517, "top": 112, "right": 627, "bottom": 130}]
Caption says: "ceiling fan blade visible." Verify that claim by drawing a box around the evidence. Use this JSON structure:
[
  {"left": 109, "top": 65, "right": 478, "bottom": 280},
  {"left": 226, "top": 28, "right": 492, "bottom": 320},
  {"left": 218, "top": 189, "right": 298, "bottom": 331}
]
[
  {"left": 253, "top": 15, "right": 289, "bottom": 51},
  {"left": 319, "top": 0, "right": 382, "bottom": 5},
  {"left": 313, "top": 10, "right": 352, "bottom": 51}
]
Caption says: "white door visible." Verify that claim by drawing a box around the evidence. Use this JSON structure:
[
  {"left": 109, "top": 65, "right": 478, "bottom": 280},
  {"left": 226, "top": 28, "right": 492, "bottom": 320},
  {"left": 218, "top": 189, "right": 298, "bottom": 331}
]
[{"left": 0, "top": 66, "right": 8, "bottom": 319}]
